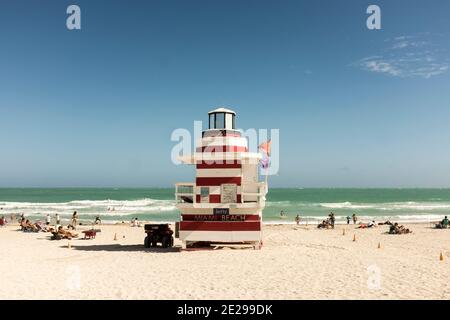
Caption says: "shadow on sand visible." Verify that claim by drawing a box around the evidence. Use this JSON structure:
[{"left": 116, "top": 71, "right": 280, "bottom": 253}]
[{"left": 59, "top": 243, "right": 181, "bottom": 253}]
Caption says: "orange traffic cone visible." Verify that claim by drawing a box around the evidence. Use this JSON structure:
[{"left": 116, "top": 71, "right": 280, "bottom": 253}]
[
  {"left": 114, "top": 233, "right": 117, "bottom": 241},
  {"left": 68, "top": 241, "right": 71, "bottom": 249},
  {"left": 342, "top": 229, "right": 346, "bottom": 236},
  {"left": 440, "top": 252, "right": 444, "bottom": 261},
  {"left": 378, "top": 242, "right": 381, "bottom": 249},
  {"left": 353, "top": 234, "right": 356, "bottom": 242}
]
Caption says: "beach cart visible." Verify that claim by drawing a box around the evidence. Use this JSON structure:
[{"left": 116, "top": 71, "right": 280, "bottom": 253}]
[
  {"left": 144, "top": 224, "right": 174, "bottom": 248},
  {"left": 82, "top": 229, "right": 101, "bottom": 239}
]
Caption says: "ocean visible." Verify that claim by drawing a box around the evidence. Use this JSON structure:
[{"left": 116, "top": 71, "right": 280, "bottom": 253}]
[{"left": 0, "top": 188, "right": 449, "bottom": 225}]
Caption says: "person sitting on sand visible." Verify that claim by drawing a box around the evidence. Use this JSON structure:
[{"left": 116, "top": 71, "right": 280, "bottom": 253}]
[
  {"left": 54, "top": 226, "right": 78, "bottom": 240},
  {"left": 389, "top": 223, "right": 399, "bottom": 234},
  {"left": 20, "top": 218, "right": 27, "bottom": 230},
  {"left": 22, "top": 219, "right": 39, "bottom": 232},
  {"left": 329, "top": 212, "right": 335, "bottom": 229},
  {"left": 435, "top": 216, "right": 449, "bottom": 229},
  {"left": 317, "top": 220, "right": 327, "bottom": 229},
  {"left": 396, "top": 225, "right": 411, "bottom": 234},
  {"left": 94, "top": 216, "right": 102, "bottom": 225},
  {"left": 131, "top": 218, "right": 141, "bottom": 227},
  {"left": 357, "top": 221, "right": 376, "bottom": 229},
  {"left": 318, "top": 219, "right": 332, "bottom": 229},
  {"left": 389, "top": 222, "right": 412, "bottom": 234}
]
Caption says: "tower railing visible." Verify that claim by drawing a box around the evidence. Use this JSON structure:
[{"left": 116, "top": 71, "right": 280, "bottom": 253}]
[
  {"left": 241, "top": 182, "right": 267, "bottom": 206},
  {"left": 175, "top": 183, "right": 196, "bottom": 204}
]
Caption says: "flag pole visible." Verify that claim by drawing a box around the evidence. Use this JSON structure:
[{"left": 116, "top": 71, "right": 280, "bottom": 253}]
[{"left": 265, "top": 167, "right": 269, "bottom": 192}]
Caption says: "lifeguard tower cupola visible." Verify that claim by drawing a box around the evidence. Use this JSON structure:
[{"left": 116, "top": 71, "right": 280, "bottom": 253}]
[{"left": 175, "top": 107, "right": 268, "bottom": 249}]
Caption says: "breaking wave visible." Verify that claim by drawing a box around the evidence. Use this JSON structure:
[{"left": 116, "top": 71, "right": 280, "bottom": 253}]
[
  {"left": 319, "top": 201, "right": 450, "bottom": 211},
  {"left": 0, "top": 198, "right": 177, "bottom": 217}
]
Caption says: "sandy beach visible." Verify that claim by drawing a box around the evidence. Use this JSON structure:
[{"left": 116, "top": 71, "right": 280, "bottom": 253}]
[{"left": 0, "top": 222, "right": 448, "bottom": 300}]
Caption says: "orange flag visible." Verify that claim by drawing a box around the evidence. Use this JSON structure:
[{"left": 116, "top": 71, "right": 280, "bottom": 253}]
[{"left": 258, "top": 139, "right": 271, "bottom": 157}]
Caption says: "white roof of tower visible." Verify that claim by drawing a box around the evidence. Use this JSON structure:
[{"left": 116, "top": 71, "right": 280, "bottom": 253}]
[{"left": 208, "top": 107, "right": 236, "bottom": 115}]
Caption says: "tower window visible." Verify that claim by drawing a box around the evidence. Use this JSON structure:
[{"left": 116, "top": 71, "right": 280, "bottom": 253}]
[
  {"left": 209, "top": 114, "right": 214, "bottom": 129},
  {"left": 215, "top": 113, "right": 225, "bottom": 129}
]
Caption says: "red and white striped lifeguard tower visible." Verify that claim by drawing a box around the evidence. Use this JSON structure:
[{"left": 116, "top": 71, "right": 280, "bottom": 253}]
[{"left": 175, "top": 108, "right": 268, "bottom": 249}]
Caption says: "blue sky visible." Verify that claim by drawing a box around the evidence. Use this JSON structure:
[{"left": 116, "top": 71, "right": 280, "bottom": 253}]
[{"left": 1, "top": 0, "right": 450, "bottom": 188}]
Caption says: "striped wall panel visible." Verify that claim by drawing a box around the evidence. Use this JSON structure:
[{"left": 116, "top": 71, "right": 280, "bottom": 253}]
[
  {"left": 199, "top": 137, "right": 248, "bottom": 147},
  {"left": 196, "top": 161, "right": 242, "bottom": 169},
  {"left": 196, "top": 177, "right": 241, "bottom": 186},
  {"left": 194, "top": 194, "right": 242, "bottom": 203},
  {"left": 196, "top": 168, "right": 241, "bottom": 178},
  {"left": 179, "top": 231, "right": 261, "bottom": 242},
  {"left": 180, "top": 221, "right": 261, "bottom": 231},
  {"left": 181, "top": 214, "right": 261, "bottom": 221},
  {"left": 196, "top": 146, "right": 248, "bottom": 152},
  {"left": 195, "top": 186, "right": 242, "bottom": 195},
  {"left": 202, "top": 130, "right": 242, "bottom": 138}
]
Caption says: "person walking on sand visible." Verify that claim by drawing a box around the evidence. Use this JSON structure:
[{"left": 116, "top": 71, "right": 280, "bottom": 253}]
[
  {"left": 71, "top": 211, "right": 78, "bottom": 229},
  {"left": 46, "top": 214, "right": 51, "bottom": 226},
  {"left": 346, "top": 216, "right": 351, "bottom": 225},
  {"left": 295, "top": 214, "right": 301, "bottom": 225},
  {"left": 55, "top": 213, "right": 60, "bottom": 225},
  {"left": 352, "top": 213, "right": 357, "bottom": 224}
]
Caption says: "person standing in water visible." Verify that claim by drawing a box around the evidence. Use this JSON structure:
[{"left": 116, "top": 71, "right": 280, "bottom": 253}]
[
  {"left": 280, "top": 210, "right": 285, "bottom": 217},
  {"left": 295, "top": 214, "right": 301, "bottom": 225},
  {"left": 346, "top": 216, "right": 351, "bottom": 225}
]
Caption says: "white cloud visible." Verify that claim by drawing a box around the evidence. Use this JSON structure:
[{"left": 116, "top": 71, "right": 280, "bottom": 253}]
[
  {"left": 354, "top": 34, "right": 449, "bottom": 79},
  {"left": 362, "top": 60, "right": 401, "bottom": 76}
]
